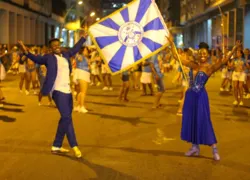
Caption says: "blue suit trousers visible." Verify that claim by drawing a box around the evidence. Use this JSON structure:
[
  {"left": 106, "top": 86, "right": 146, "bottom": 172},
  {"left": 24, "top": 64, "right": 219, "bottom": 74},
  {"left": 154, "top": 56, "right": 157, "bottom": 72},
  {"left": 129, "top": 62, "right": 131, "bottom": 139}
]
[{"left": 52, "top": 90, "right": 78, "bottom": 148}]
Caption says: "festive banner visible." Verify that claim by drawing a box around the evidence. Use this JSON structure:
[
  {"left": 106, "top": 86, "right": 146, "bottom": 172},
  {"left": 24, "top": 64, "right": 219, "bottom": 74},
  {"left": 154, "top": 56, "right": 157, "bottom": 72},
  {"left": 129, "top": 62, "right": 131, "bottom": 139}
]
[{"left": 89, "top": 0, "right": 169, "bottom": 75}]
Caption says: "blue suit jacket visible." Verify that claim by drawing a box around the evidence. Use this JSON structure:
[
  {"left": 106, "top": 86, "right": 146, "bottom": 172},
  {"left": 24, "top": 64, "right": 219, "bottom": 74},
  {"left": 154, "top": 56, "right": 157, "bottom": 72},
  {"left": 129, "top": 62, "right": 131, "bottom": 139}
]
[{"left": 26, "top": 37, "right": 86, "bottom": 95}]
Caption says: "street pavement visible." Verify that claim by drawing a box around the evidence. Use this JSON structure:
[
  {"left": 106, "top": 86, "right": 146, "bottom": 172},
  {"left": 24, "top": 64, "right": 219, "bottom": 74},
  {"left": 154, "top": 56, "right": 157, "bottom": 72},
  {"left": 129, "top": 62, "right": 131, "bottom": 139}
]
[{"left": 0, "top": 72, "right": 250, "bottom": 180}]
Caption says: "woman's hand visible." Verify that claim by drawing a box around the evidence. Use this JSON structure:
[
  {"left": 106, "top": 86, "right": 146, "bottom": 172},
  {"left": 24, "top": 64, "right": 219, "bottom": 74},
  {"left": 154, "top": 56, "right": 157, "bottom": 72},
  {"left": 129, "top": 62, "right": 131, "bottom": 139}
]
[{"left": 17, "top": 41, "right": 28, "bottom": 54}]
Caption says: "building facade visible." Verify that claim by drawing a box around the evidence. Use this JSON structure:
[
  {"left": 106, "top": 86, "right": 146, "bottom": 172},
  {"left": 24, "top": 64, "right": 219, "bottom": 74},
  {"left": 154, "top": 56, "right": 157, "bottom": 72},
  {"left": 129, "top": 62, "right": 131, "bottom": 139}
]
[
  {"left": 0, "top": 0, "right": 62, "bottom": 49},
  {"left": 101, "top": 0, "right": 131, "bottom": 17},
  {"left": 0, "top": 0, "right": 88, "bottom": 49},
  {"left": 156, "top": 0, "right": 183, "bottom": 47},
  {"left": 181, "top": 0, "right": 250, "bottom": 49}
]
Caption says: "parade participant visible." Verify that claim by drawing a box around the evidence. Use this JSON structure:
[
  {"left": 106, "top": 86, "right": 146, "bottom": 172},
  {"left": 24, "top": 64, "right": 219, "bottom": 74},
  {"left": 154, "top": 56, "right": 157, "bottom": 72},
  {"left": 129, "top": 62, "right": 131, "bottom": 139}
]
[
  {"left": 0, "top": 54, "right": 6, "bottom": 107},
  {"left": 150, "top": 54, "right": 165, "bottom": 109},
  {"left": 243, "top": 48, "right": 250, "bottom": 99},
  {"left": 18, "top": 33, "right": 88, "bottom": 158},
  {"left": 232, "top": 49, "right": 248, "bottom": 106},
  {"left": 22, "top": 47, "right": 38, "bottom": 95},
  {"left": 101, "top": 60, "right": 113, "bottom": 91},
  {"left": 119, "top": 70, "right": 130, "bottom": 102},
  {"left": 90, "top": 50, "right": 101, "bottom": 86},
  {"left": 133, "top": 63, "right": 142, "bottom": 90},
  {"left": 73, "top": 46, "right": 90, "bottom": 113},
  {"left": 38, "top": 64, "right": 52, "bottom": 106},
  {"left": 18, "top": 53, "right": 27, "bottom": 93},
  {"left": 9, "top": 46, "right": 20, "bottom": 75},
  {"left": 141, "top": 59, "right": 154, "bottom": 96},
  {"left": 0, "top": 88, "right": 4, "bottom": 108},
  {"left": 176, "top": 65, "right": 190, "bottom": 116},
  {"left": 168, "top": 36, "right": 241, "bottom": 161},
  {"left": 220, "top": 49, "right": 232, "bottom": 92}
]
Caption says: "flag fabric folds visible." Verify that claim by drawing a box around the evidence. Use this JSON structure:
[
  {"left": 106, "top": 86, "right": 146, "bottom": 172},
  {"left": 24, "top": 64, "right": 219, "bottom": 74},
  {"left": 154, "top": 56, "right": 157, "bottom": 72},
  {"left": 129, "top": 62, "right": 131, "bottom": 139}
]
[{"left": 89, "top": 0, "right": 169, "bottom": 75}]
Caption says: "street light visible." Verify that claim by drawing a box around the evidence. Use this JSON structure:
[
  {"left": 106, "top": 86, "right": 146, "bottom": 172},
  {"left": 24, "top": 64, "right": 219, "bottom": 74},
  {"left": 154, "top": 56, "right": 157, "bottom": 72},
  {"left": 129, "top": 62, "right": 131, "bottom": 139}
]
[
  {"left": 90, "top": 12, "right": 95, "bottom": 17},
  {"left": 96, "top": 17, "right": 100, "bottom": 21},
  {"left": 78, "top": 1, "right": 83, "bottom": 5}
]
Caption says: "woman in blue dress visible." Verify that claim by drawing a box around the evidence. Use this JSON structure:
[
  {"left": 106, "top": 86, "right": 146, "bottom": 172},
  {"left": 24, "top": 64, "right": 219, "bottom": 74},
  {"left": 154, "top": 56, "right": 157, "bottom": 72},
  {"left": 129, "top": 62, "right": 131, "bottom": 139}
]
[{"left": 168, "top": 38, "right": 241, "bottom": 161}]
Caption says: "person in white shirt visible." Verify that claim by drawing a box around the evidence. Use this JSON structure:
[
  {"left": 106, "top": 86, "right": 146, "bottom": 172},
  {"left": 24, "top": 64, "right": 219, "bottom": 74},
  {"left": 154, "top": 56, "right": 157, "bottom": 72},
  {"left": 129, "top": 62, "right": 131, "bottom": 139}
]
[{"left": 18, "top": 34, "right": 87, "bottom": 158}]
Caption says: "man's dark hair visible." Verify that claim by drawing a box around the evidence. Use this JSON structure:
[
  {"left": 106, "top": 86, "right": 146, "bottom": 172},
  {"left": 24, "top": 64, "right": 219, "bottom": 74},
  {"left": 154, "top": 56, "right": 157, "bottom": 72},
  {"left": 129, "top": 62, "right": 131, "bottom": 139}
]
[
  {"left": 49, "top": 38, "right": 60, "bottom": 46},
  {"left": 198, "top": 42, "right": 209, "bottom": 50}
]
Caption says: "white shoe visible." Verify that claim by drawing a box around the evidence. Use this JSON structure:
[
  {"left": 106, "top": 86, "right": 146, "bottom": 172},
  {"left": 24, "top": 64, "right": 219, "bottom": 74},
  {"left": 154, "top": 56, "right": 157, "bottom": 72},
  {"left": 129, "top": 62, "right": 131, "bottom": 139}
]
[
  {"left": 233, "top": 100, "right": 238, "bottom": 105},
  {"left": 0, "top": 104, "right": 4, "bottom": 108},
  {"left": 102, "top": 87, "right": 108, "bottom": 91},
  {"left": 90, "top": 82, "right": 94, "bottom": 86},
  {"left": 109, "top": 87, "right": 113, "bottom": 91},
  {"left": 51, "top": 146, "right": 70, "bottom": 154},
  {"left": 225, "top": 88, "right": 229, "bottom": 92},
  {"left": 25, "top": 90, "right": 29, "bottom": 95},
  {"left": 48, "top": 102, "right": 53, "bottom": 106},
  {"left": 19, "top": 90, "right": 23, "bottom": 93},
  {"left": 74, "top": 106, "right": 80, "bottom": 112},
  {"left": 38, "top": 102, "right": 42, "bottom": 106},
  {"left": 79, "top": 106, "right": 88, "bottom": 113},
  {"left": 96, "top": 82, "right": 101, "bottom": 86},
  {"left": 154, "top": 84, "right": 158, "bottom": 88},
  {"left": 239, "top": 101, "right": 244, "bottom": 106},
  {"left": 220, "top": 88, "right": 224, "bottom": 92},
  {"left": 33, "top": 91, "right": 37, "bottom": 95}
]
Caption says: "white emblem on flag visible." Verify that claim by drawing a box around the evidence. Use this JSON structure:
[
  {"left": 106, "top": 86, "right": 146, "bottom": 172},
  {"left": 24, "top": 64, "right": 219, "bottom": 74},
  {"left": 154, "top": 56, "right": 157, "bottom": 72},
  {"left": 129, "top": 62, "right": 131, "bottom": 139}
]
[{"left": 118, "top": 21, "right": 144, "bottom": 47}]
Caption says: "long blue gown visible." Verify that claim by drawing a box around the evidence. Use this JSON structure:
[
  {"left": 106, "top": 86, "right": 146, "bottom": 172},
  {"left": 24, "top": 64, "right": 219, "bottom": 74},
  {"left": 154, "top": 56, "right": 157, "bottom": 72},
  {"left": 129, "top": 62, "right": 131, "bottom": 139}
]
[{"left": 181, "top": 70, "right": 217, "bottom": 146}]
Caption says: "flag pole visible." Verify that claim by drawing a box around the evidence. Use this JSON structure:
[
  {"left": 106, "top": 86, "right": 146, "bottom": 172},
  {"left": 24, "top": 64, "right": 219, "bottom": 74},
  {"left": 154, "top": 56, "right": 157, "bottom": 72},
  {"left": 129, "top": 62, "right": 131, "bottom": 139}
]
[
  {"left": 218, "top": 5, "right": 225, "bottom": 55},
  {"left": 151, "top": 0, "right": 187, "bottom": 81},
  {"left": 171, "top": 42, "right": 188, "bottom": 82}
]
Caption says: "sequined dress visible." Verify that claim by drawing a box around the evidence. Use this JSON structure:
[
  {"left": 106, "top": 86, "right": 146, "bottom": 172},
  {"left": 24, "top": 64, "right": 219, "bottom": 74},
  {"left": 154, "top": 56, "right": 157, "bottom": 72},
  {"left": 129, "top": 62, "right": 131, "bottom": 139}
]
[{"left": 181, "top": 70, "right": 217, "bottom": 145}]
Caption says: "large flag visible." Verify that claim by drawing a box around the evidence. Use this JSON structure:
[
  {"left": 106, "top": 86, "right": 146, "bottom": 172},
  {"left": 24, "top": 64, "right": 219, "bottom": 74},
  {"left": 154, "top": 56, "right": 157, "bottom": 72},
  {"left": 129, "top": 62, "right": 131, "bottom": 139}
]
[{"left": 88, "top": 0, "right": 169, "bottom": 75}]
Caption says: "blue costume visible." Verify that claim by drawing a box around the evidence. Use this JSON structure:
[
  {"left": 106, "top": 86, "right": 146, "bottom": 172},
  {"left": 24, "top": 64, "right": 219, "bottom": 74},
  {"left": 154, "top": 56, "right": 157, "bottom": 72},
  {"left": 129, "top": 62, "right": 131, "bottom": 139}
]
[
  {"left": 181, "top": 70, "right": 217, "bottom": 146},
  {"left": 26, "top": 37, "right": 86, "bottom": 148},
  {"left": 76, "top": 54, "right": 89, "bottom": 72}
]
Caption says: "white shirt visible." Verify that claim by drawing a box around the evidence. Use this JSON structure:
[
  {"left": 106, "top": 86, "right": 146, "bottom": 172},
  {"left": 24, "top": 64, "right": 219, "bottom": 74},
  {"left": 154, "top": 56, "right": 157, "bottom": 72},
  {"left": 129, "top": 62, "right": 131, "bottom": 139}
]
[{"left": 53, "top": 54, "right": 71, "bottom": 94}]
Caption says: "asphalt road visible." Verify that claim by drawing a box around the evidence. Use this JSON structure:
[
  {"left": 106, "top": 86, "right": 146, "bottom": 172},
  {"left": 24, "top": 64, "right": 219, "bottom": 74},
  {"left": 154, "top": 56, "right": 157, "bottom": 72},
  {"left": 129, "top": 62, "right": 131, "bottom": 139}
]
[{"left": 0, "top": 72, "right": 250, "bottom": 180}]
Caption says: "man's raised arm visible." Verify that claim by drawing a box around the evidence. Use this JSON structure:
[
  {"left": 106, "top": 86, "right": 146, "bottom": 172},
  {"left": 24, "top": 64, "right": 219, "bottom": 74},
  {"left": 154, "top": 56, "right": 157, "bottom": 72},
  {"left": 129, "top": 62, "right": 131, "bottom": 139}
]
[
  {"left": 66, "top": 33, "right": 88, "bottom": 57},
  {"left": 67, "top": 33, "right": 88, "bottom": 57}
]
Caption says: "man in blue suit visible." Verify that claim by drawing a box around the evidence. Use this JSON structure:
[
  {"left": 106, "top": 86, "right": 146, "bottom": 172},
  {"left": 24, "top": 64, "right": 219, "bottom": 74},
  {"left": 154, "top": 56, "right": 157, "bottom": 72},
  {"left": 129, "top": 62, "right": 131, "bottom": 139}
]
[{"left": 18, "top": 34, "right": 88, "bottom": 158}]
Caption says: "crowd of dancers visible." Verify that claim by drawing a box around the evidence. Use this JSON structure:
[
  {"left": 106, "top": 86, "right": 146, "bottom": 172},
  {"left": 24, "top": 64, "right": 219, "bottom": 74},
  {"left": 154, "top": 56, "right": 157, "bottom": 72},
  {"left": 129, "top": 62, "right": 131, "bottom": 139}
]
[
  {"left": 0, "top": 33, "right": 247, "bottom": 161},
  {"left": 2, "top": 41, "right": 249, "bottom": 111}
]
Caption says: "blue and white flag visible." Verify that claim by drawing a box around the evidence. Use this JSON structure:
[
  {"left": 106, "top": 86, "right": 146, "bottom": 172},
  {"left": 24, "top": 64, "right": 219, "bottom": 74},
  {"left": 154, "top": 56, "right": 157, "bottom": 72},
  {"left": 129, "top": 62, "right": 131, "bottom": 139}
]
[{"left": 89, "top": 0, "right": 169, "bottom": 75}]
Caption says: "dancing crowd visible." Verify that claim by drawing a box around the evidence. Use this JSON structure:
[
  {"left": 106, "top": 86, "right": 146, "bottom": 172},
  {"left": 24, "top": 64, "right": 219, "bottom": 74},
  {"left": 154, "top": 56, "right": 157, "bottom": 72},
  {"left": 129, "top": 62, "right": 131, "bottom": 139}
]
[{"left": 0, "top": 40, "right": 249, "bottom": 112}]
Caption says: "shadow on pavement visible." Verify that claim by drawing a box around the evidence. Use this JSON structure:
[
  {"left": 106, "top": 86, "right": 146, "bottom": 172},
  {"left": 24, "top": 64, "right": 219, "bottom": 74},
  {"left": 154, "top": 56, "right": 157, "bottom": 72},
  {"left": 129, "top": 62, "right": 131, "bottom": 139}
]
[
  {"left": 87, "top": 101, "right": 126, "bottom": 107},
  {"left": 218, "top": 91, "right": 232, "bottom": 96},
  {"left": 88, "top": 112, "right": 155, "bottom": 126},
  {"left": 55, "top": 154, "right": 136, "bottom": 180},
  {"left": 0, "top": 115, "right": 16, "bottom": 122},
  {"left": 87, "top": 94, "right": 118, "bottom": 98},
  {"left": 232, "top": 108, "right": 250, "bottom": 122},
  {"left": 0, "top": 107, "right": 24, "bottom": 112},
  {"left": 87, "top": 101, "right": 144, "bottom": 109},
  {"left": 0, "top": 144, "right": 136, "bottom": 179},
  {"left": 129, "top": 101, "right": 179, "bottom": 108},
  {"left": 83, "top": 145, "right": 212, "bottom": 160},
  {"left": 3, "top": 102, "right": 24, "bottom": 107}
]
